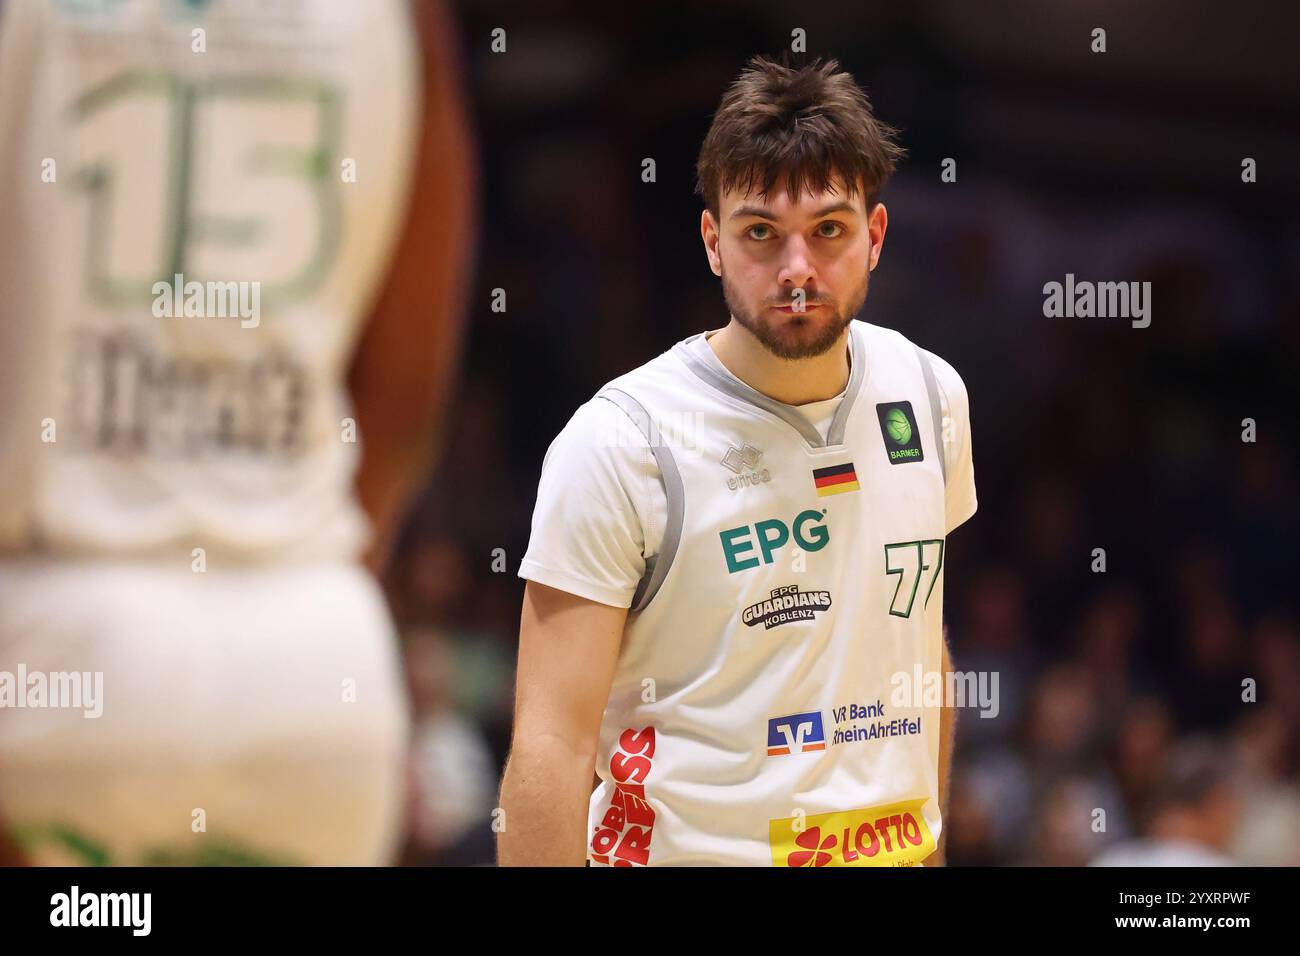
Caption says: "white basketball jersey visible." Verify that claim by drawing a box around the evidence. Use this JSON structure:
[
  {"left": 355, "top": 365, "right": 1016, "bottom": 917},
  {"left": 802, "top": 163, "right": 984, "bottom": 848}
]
[
  {"left": 587, "top": 320, "right": 955, "bottom": 866},
  {"left": 0, "top": 0, "right": 420, "bottom": 561}
]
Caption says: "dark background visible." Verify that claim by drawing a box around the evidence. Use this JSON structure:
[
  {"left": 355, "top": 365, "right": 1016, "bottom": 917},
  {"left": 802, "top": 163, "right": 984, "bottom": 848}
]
[{"left": 393, "top": 0, "right": 1300, "bottom": 865}]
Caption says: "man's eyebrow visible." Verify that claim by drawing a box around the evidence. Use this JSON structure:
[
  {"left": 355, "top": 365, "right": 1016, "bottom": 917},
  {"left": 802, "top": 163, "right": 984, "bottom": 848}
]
[{"left": 729, "top": 200, "right": 858, "bottom": 221}]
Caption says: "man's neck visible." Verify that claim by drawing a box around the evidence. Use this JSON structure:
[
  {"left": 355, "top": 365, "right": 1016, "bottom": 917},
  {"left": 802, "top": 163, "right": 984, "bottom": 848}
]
[{"left": 707, "top": 319, "right": 851, "bottom": 406}]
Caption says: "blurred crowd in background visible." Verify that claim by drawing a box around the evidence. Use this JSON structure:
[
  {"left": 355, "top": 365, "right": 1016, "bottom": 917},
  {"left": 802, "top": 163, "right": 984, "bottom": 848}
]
[{"left": 392, "top": 2, "right": 1299, "bottom": 865}]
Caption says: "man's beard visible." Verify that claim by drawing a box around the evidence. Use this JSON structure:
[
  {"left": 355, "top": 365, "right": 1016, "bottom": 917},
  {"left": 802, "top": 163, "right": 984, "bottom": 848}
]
[{"left": 721, "top": 266, "right": 869, "bottom": 360}]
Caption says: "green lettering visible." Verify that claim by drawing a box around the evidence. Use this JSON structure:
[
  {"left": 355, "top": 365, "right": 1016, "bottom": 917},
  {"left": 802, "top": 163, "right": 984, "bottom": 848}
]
[
  {"left": 792, "top": 509, "right": 829, "bottom": 552},
  {"left": 754, "top": 519, "right": 789, "bottom": 564},
  {"left": 720, "top": 526, "right": 759, "bottom": 573}
]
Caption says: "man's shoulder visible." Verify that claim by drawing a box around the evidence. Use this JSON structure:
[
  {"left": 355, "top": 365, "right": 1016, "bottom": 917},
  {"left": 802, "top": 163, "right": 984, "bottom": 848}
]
[
  {"left": 597, "top": 337, "right": 694, "bottom": 400},
  {"left": 858, "top": 320, "right": 964, "bottom": 383},
  {"left": 559, "top": 339, "right": 685, "bottom": 417},
  {"left": 546, "top": 340, "right": 690, "bottom": 463},
  {"left": 550, "top": 393, "right": 647, "bottom": 456}
]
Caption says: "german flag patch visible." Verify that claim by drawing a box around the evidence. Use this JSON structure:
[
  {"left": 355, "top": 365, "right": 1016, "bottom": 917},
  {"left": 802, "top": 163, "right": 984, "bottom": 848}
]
[{"left": 812, "top": 462, "right": 859, "bottom": 497}]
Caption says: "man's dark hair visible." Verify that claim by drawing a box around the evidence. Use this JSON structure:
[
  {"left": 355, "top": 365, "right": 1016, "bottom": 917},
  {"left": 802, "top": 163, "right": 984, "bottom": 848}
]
[{"left": 695, "top": 55, "right": 906, "bottom": 220}]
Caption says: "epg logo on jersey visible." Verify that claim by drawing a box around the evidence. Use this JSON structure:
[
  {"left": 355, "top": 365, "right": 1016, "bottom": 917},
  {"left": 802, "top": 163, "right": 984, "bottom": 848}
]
[
  {"left": 719, "top": 509, "right": 829, "bottom": 574},
  {"left": 590, "top": 727, "right": 656, "bottom": 866},
  {"left": 767, "top": 712, "right": 826, "bottom": 755},
  {"left": 743, "top": 585, "right": 833, "bottom": 630},
  {"left": 769, "top": 799, "right": 935, "bottom": 867},
  {"left": 875, "top": 401, "right": 924, "bottom": 464}
]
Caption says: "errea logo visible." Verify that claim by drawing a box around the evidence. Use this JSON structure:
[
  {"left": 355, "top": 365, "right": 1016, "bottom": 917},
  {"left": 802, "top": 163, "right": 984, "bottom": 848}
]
[{"left": 720, "top": 441, "right": 771, "bottom": 490}]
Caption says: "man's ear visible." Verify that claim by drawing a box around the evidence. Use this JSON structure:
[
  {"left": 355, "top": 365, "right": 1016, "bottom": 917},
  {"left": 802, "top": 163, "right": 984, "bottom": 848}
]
[
  {"left": 866, "top": 201, "right": 888, "bottom": 271},
  {"left": 701, "top": 208, "right": 723, "bottom": 277}
]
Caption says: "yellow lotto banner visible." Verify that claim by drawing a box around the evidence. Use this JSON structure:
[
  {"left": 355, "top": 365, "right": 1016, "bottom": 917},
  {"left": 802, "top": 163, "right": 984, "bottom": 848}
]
[{"left": 770, "top": 799, "right": 935, "bottom": 867}]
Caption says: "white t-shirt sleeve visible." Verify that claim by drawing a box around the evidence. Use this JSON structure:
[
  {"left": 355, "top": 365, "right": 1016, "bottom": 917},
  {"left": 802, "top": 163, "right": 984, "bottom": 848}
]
[
  {"left": 923, "top": 350, "right": 978, "bottom": 535},
  {"left": 518, "top": 396, "right": 659, "bottom": 608}
]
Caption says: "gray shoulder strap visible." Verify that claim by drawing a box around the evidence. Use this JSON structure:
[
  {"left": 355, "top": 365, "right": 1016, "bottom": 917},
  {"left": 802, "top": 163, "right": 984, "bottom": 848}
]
[
  {"left": 597, "top": 387, "right": 685, "bottom": 613},
  {"left": 914, "top": 345, "right": 947, "bottom": 486}
]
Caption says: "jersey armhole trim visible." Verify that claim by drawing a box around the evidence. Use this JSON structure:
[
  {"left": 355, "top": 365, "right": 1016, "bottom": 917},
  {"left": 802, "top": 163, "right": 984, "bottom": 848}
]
[
  {"left": 597, "top": 388, "right": 684, "bottom": 613},
  {"left": 915, "top": 345, "right": 948, "bottom": 487}
]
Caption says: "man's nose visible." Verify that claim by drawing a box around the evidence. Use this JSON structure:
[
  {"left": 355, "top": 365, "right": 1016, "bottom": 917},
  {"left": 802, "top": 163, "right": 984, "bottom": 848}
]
[{"left": 777, "top": 234, "right": 815, "bottom": 289}]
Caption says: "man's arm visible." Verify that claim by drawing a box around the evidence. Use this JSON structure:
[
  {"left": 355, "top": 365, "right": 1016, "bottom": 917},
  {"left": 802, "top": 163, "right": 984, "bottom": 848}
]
[
  {"left": 348, "top": 0, "right": 479, "bottom": 575},
  {"left": 497, "top": 581, "right": 627, "bottom": 866},
  {"left": 928, "top": 637, "right": 957, "bottom": 866}
]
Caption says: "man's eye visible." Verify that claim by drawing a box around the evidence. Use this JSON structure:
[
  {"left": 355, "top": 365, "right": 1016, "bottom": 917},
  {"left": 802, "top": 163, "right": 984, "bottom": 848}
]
[
  {"left": 818, "top": 221, "right": 845, "bottom": 238},
  {"left": 746, "top": 224, "right": 773, "bottom": 240}
]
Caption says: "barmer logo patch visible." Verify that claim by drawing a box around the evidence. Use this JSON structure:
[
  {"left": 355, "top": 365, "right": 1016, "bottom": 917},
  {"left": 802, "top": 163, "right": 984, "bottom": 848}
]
[
  {"left": 742, "top": 585, "right": 833, "bottom": 630},
  {"left": 875, "top": 401, "right": 924, "bottom": 465}
]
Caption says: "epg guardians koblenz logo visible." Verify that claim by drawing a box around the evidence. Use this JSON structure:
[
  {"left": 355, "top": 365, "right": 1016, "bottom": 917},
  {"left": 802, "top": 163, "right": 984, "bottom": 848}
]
[{"left": 742, "top": 585, "right": 832, "bottom": 630}]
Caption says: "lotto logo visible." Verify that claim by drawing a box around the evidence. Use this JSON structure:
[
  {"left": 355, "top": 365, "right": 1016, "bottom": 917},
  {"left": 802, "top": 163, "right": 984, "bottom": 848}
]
[
  {"left": 590, "top": 727, "right": 657, "bottom": 866},
  {"left": 769, "top": 799, "right": 935, "bottom": 867},
  {"left": 767, "top": 712, "right": 826, "bottom": 755}
]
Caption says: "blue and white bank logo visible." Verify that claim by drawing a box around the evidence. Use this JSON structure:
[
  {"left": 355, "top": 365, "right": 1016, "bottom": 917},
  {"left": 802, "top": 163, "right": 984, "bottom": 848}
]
[
  {"left": 767, "top": 711, "right": 826, "bottom": 756},
  {"left": 767, "top": 701, "right": 923, "bottom": 758}
]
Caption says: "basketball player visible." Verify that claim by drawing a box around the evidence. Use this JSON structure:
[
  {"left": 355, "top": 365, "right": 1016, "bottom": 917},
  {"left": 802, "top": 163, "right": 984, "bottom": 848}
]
[
  {"left": 499, "top": 56, "right": 976, "bottom": 866},
  {"left": 0, "top": 0, "right": 476, "bottom": 865}
]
